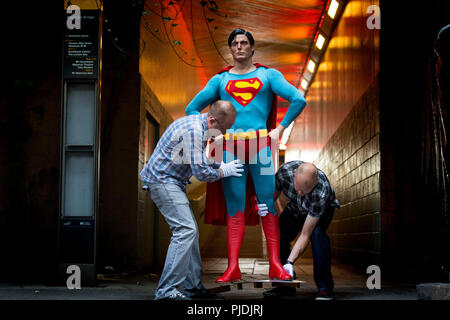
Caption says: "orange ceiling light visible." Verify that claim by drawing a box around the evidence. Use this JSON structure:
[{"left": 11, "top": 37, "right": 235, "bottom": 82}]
[
  {"left": 315, "top": 33, "right": 326, "bottom": 50},
  {"left": 327, "top": 0, "right": 339, "bottom": 19},
  {"left": 307, "top": 59, "right": 316, "bottom": 73},
  {"left": 288, "top": 0, "right": 346, "bottom": 149},
  {"left": 300, "top": 79, "right": 309, "bottom": 90}
]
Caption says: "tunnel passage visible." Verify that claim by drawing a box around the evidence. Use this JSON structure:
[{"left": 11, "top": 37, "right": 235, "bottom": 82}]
[
  {"left": 3, "top": 0, "right": 449, "bottom": 286},
  {"left": 137, "top": 0, "right": 384, "bottom": 274}
]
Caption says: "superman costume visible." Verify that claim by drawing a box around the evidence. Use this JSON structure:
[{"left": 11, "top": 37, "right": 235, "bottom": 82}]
[{"left": 185, "top": 64, "right": 306, "bottom": 282}]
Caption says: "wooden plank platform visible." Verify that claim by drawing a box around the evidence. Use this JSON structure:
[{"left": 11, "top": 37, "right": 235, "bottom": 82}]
[{"left": 208, "top": 279, "right": 305, "bottom": 294}]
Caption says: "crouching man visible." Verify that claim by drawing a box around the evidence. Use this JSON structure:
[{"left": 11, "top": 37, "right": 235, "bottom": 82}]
[{"left": 259, "top": 161, "right": 340, "bottom": 300}]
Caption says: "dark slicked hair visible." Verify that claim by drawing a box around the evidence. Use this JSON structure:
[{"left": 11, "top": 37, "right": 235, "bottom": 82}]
[{"left": 228, "top": 28, "right": 255, "bottom": 56}]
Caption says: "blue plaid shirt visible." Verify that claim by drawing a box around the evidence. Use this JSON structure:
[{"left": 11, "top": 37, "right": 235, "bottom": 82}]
[{"left": 140, "top": 113, "right": 221, "bottom": 190}]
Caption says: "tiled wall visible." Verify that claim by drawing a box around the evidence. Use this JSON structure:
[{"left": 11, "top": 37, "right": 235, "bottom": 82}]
[
  {"left": 287, "top": 0, "right": 380, "bottom": 162},
  {"left": 286, "top": 0, "right": 381, "bottom": 269},
  {"left": 316, "top": 77, "right": 380, "bottom": 268}
]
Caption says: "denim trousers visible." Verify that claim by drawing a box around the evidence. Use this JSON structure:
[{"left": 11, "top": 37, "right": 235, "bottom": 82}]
[
  {"left": 279, "top": 205, "right": 335, "bottom": 293},
  {"left": 147, "top": 183, "right": 205, "bottom": 299}
]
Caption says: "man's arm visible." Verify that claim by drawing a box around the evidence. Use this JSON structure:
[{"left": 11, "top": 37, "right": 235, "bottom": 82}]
[
  {"left": 188, "top": 128, "right": 222, "bottom": 182},
  {"left": 287, "top": 215, "right": 319, "bottom": 263},
  {"left": 185, "top": 75, "right": 221, "bottom": 115},
  {"left": 189, "top": 129, "right": 243, "bottom": 180}
]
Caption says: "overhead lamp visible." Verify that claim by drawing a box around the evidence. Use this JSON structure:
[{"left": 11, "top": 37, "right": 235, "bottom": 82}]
[
  {"left": 315, "top": 34, "right": 326, "bottom": 50},
  {"left": 328, "top": 0, "right": 339, "bottom": 19},
  {"left": 307, "top": 60, "right": 316, "bottom": 73},
  {"left": 300, "top": 79, "right": 308, "bottom": 90}
]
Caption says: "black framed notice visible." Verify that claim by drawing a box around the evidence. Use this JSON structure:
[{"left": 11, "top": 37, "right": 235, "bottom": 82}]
[
  {"left": 58, "top": 8, "right": 101, "bottom": 286},
  {"left": 63, "top": 10, "right": 99, "bottom": 79}
]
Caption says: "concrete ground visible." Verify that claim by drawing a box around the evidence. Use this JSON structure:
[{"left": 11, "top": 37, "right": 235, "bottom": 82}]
[{"left": 0, "top": 258, "right": 418, "bottom": 300}]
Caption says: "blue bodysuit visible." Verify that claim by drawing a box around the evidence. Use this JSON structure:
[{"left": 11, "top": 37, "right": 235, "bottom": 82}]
[{"left": 186, "top": 66, "right": 306, "bottom": 217}]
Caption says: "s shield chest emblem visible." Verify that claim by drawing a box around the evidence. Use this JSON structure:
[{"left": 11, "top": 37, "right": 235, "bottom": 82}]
[{"left": 225, "top": 78, "right": 263, "bottom": 107}]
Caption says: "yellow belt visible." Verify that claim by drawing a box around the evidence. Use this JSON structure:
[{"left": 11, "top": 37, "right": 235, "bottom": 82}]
[{"left": 223, "top": 129, "right": 268, "bottom": 141}]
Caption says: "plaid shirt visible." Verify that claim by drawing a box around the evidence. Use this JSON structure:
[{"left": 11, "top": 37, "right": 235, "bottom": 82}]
[
  {"left": 140, "top": 113, "right": 221, "bottom": 190},
  {"left": 276, "top": 161, "right": 340, "bottom": 218}
]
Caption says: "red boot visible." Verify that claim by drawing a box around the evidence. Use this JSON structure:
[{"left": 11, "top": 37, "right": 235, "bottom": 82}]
[
  {"left": 216, "top": 211, "right": 246, "bottom": 283},
  {"left": 261, "top": 213, "right": 293, "bottom": 280}
]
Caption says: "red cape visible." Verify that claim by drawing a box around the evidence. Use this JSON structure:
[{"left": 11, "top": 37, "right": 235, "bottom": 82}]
[{"left": 204, "top": 63, "right": 278, "bottom": 225}]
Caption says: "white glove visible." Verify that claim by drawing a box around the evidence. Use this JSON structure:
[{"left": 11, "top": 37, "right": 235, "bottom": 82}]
[
  {"left": 220, "top": 160, "right": 244, "bottom": 178},
  {"left": 283, "top": 263, "right": 294, "bottom": 279},
  {"left": 257, "top": 203, "right": 268, "bottom": 217}
]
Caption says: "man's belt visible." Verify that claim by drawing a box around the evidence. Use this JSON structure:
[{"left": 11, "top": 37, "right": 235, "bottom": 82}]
[{"left": 224, "top": 129, "right": 268, "bottom": 141}]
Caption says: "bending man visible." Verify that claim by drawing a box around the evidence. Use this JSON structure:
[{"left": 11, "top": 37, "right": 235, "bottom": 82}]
[{"left": 141, "top": 100, "right": 243, "bottom": 300}]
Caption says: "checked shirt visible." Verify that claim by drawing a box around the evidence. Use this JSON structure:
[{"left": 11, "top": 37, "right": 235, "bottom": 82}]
[
  {"left": 140, "top": 113, "right": 221, "bottom": 190},
  {"left": 276, "top": 161, "right": 340, "bottom": 219}
]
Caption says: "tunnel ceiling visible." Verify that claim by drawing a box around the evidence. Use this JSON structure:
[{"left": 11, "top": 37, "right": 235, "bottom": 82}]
[{"left": 141, "top": 0, "right": 327, "bottom": 123}]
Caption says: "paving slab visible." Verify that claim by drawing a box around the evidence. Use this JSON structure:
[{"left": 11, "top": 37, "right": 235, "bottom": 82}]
[
  {"left": 0, "top": 258, "right": 418, "bottom": 300},
  {"left": 416, "top": 283, "right": 450, "bottom": 300}
]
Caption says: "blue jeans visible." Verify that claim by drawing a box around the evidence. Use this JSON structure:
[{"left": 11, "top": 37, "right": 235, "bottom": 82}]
[
  {"left": 147, "top": 183, "right": 205, "bottom": 299},
  {"left": 279, "top": 205, "right": 335, "bottom": 293}
]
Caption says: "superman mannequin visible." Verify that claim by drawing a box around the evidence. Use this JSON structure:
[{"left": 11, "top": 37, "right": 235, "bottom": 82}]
[{"left": 185, "top": 29, "right": 306, "bottom": 282}]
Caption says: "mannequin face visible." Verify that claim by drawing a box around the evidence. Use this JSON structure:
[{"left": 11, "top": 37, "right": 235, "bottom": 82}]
[{"left": 229, "top": 34, "right": 254, "bottom": 62}]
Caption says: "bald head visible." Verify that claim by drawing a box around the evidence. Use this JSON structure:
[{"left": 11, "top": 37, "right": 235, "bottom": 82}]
[
  {"left": 294, "top": 162, "right": 319, "bottom": 196},
  {"left": 208, "top": 100, "right": 236, "bottom": 120},
  {"left": 207, "top": 100, "right": 236, "bottom": 134}
]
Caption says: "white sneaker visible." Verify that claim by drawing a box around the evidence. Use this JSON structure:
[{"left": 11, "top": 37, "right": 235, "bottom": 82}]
[{"left": 163, "top": 292, "right": 192, "bottom": 300}]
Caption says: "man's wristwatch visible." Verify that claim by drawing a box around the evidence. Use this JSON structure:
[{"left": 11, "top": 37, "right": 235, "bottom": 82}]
[{"left": 286, "top": 260, "right": 294, "bottom": 265}]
